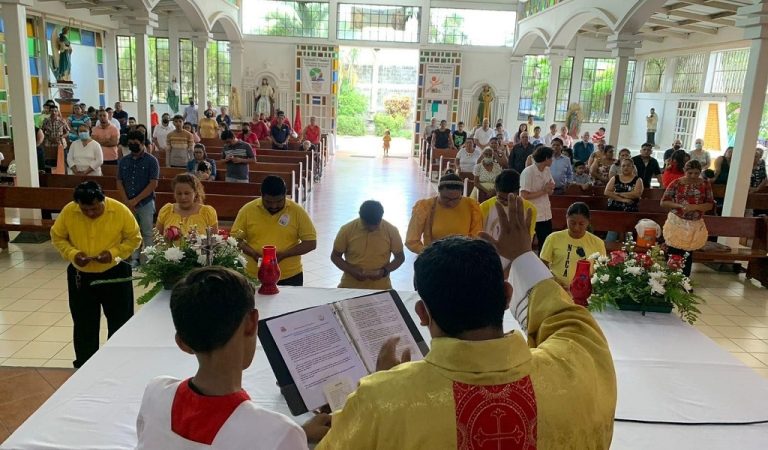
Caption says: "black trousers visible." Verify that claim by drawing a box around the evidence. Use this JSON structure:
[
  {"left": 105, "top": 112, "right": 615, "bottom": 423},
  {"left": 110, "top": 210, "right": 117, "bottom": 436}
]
[
  {"left": 278, "top": 272, "right": 304, "bottom": 287},
  {"left": 666, "top": 246, "right": 694, "bottom": 278},
  {"left": 647, "top": 131, "right": 656, "bottom": 146},
  {"left": 67, "top": 262, "right": 134, "bottom": 368},
  {"left": 535, "top": 220, "right": 553, "bottom": 253}
]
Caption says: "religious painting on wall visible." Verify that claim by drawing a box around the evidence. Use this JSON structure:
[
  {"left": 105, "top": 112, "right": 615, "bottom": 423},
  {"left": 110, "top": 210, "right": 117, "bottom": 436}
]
[
  {"left": 301, "top": 57, "right": 332, "bottom": 95},
  {"left": 423, "top": 63, "right": 454, "bottom": 101}
]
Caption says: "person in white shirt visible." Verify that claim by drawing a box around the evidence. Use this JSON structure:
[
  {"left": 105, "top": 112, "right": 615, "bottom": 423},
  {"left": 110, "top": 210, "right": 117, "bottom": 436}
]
[
  {"left": 472, "top": 118, "right": 495, "bottom": 147},
  {"left": 455, "top": 138, "right": 480, "bottom": 173},
  {"left": 183, "top": 98, "right": 200, "bottom": 130},
  {"left": 152, "top": 113, "right": 173, "bottom": 155},
  {"left": 136, "top": 267, "right": 330, "bottom": 449},
  {"left": 494, "top": 123, "right": 510, "bottom": 143},
  {"left": 543, "top": 123, "right": 558, "bottom": 146},
  {"left": 106, "top": 108, "right": 121, "bottom": 130},
  {"left": 66, "top": 123, "right": 103, "bottom": 176},
  {"left": 520, "top": 146, "right": 555, "bottom": 250}
]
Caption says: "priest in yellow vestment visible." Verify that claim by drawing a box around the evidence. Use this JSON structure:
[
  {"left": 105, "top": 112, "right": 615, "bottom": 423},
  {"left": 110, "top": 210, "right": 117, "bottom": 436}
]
[{"left": 316, "top": 195, "right": 617, "bottom": 450}]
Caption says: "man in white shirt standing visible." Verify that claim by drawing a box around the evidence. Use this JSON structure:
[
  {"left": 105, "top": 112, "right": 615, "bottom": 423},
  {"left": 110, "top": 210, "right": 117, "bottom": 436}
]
[
  {"left": 105, "top": 108, "right": 121, "bottom": 130},
  {"left": 473, "top": 118, "right": 495, "bottom": 148},
  {"left": 183, "top": 98, "right": 199, "bottom": 131},
  {"left": 520, "top": 146, "right": 555, "bottom": 250},
  {"left": 152, "top": 113, "right": 173, "bottom": 156},
  {"left": 543, "top": 123, "right": 558, "bottom": 146}
]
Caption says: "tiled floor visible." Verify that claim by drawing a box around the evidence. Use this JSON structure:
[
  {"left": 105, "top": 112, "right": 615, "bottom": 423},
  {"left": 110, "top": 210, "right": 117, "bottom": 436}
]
[{"left": 1, "top": 149, "right": 768, "bottom": 432}]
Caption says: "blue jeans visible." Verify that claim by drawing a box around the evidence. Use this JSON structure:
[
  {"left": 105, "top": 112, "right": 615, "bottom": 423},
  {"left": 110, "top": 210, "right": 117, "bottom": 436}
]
[
  {"left": 132, "top": 199, "right": 155, "bottom": 262},
  {"left": 225, "top": 177, "right": 249, "bottom": 183}
]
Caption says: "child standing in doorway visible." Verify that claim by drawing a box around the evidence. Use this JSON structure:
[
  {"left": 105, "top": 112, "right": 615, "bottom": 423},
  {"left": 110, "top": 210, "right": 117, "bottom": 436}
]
[{"left": 383, "top": 129, "right": 391, "bottom": 157}]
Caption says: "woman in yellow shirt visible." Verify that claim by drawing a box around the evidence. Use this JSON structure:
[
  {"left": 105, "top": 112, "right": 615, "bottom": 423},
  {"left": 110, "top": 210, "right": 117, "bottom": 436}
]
[
  {"left": 540, "top": 202, "right": 606, "bottom": 286},
  {"left": 198, "top": 111, "right": 219, "bottom": 139},
  {"left": 406, "top": 172, "right": 482, "bottom": 254},
  {"left": 156, "top": 174, "right": 219, "bottom": 236}
]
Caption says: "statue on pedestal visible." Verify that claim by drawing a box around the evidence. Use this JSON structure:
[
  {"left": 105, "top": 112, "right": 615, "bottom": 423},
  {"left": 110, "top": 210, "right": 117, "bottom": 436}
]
[
  {"left": 565, "top": 103, "right": 584, "bottom": 138},
  {"left": 229, "top": 86, "right": 242, "bottom": 120},
  {"left": 50, "top": 26, "right": 73, "bottom": 82},
  {"left": 255, "top": 78, "right": 275, "bottom": 117},
  {"left": 167, "top": 76, "right": 180, "bottom": 114},
  {"left": 475, "top": 85, "right": 494, "bottom": 128}
]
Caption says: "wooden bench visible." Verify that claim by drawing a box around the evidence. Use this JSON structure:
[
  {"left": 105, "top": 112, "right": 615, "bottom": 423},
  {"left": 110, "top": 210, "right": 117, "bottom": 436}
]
[
  {"left": 563, "top": 184, "right": 666, "bottom": 200},
  {"left": 429, "top": 148, "right": 458, "bottom": 179},
  {"left": 551, "top": 208, "right": 768, "bottom": 287},
  {"left": 39, "top": 174, "right": 263, "bottom": 197},
  {"left": 549, "top": 195, "right": 670, "bottom": 214}
]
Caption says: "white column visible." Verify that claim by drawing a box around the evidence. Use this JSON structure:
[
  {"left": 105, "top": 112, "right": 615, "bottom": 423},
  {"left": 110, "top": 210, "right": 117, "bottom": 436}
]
[
  {"left": 168, "top": 18, "right": 181, "bottom": 94},
  {"left": 506, "top": 56, "right": 525, "bottom": 123},
  {"left": 194, "top": 37, "right": 209, "bottom": 111},
  {"left": 2, "top": 1, "right": 37, "bottom": 188},
  {"left": 722, "top": 2, "right": 768, "bottom": 220},
  {"left": 103, "top": 30, "right": 119, "bottom": 105},
  {"left": 545, "top": 54, "right": 564, "bottom": 125},
  {"left": 605, "top": 34, "right": 639, "bottom": 146},
  {"left": 230, "top": 42, "right": 244, "bottom": 120},
  {"left": 568, "top": 37, "right": 585, "bottom": 106},
  {"left": 131, "top": 27, "right": 152, "bottom": 126}
]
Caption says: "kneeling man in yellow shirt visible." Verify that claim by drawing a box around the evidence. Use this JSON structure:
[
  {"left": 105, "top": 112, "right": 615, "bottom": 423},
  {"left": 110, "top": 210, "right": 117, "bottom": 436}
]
[{"left": 331, "top": 200, "right": 405, "bottom": 289}]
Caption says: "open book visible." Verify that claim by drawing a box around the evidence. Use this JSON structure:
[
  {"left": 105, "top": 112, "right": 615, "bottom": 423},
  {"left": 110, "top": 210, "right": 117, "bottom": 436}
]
[{"left": 259, "top": 290, "right": 428, "bottom": 415}]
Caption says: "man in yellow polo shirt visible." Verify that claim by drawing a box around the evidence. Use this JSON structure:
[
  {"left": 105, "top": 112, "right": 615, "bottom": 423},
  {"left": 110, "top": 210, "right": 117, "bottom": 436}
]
[
  {"left": 331, "top": 200, "right": 405, "bottom": 290},
  {"left": 479, "top": 169, "right": 537, "bottom": 277},
  {"left": 233, "top": 175, "right": 317, "bottom": 286},
  {"left": 50, "top": 181, "right": 142, "bottom": 368}
]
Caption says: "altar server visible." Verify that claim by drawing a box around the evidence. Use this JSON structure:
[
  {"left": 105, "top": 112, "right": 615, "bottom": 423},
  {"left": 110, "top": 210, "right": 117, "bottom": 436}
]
[
  {"left": 316, "top": 195, "right": 617, "bottom": 449},
  {"left": 136, "top": 267, "right": 330, "bottom": 449}
]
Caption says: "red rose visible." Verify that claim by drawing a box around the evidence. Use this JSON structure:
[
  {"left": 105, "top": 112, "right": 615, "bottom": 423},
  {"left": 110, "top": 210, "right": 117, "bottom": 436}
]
[
  {"left": 608, "top": 250, "right": 627, "bottom": 266},
  {"left": 164, "top": 226, "right": 182, "bottom": 242},
  {"left": 667, "top": 255, "right": 685, "bottom": 271},
  {"left": 218, "top": 229, "right": 230, "bottom": 240},
  {"left": 635, "top": 253, "right": 654, "bottom": 269}
]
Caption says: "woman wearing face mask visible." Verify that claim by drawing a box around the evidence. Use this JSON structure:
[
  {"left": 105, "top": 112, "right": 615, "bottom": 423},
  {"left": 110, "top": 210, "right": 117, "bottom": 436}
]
[
  {"left": 689, "top": 138, "right": 711, "bottom": 169},
  {"left": 470, "top": 147, "right": 503, "bottom": 201},
  {"left": 186, "top": 144, "right": 218, "bottom": 181},
  {"left": 66, "top": 123, "right": 103, "bottom": 176},
  {"left": 198, "top": 110, "right": 219, "bottom": 139},
  {"left": 155, "top": 174, "right": 218, "bottom": 235}
]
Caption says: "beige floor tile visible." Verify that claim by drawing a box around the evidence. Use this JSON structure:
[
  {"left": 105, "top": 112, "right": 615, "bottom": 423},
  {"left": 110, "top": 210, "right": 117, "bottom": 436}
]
[
  {"left": 0, "top": 287, "right": 35, "bottom": 301},
  {"left": 698, "top": 314, "right": 737, "bottom": 326},
  {"left": 709, "top": 326, "right": 758, "bottom": 339},
  {"left": 745, "top": 327, "right": 768, "bottom": 340},
  {"left": 738, "top": 306, "right": 768, "bottom": 317},
  {"left": 11, "top": 341, "right": 67, "bottom": 359},
  {"left": 8, "top": 278, "right": 50, "bottom": 289},
  {"left": 55, "top": 315, "right": 73, "bottom": 327},
  {"left": 3, "top": 300, "right": 48, "bottom": 312},
  {"left": 37, "top": 301, "right": 71, "bottom": 313},
  {"left": 42, "top": 359, "right": 73, "bottom": 368},
  {"left": 730, "top": 352, "right": 767, "bottom": 368},
  {"left": 0, "top": 325, "right": 49, "bottom": 341},
  {"left": 710, "top": 338, "right": 743, "bottom": 352},
  {"left": 751, "top": 353, "right": 768, "bottom": 366},
  {"left": 750, "top": 367, "right": 768, "bottom": 380},
  {"left": 730, "top": 338, "right": 768, "bottom": 353},
  {"left": 35, "top": 327, "right": 72, "bottom": 343},
  {"left": 0, "top": 324, "right": 11, "bottom": 334},
  {"left": 0, "top": 311, "right": 32, "bottom": 325},
  {"left": 693, "top": 325, "right": 723, "bottom": 338},
  {"left": 52, "top": 343, "right": 74, "bottom": 360},
  {"left": 37, "top": 279, "right": 67, "bottom": 289},
  {"left": 709, "top": 304, "right": 748, "bottom": 316},
  {"left": 22, "top": 289, "right": 64, "bottom": 301},
  {"left": 0, "top": 298, "right": 18, "bottom": 309},
  {"left": 0, "top": 340, "right": 28, "bottom": 358},
  {"left": 17, "top": 312, "right": 67, "bottom": 327},
  {"left": 1, "top": 358, "right": 49, "bottom": 367},
  {"left": 723, "top": 315, "right": 768, "bottom": 328}
]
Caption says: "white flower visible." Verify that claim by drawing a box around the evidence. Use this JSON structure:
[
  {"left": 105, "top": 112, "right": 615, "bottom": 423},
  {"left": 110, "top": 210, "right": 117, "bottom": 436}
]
[
  {"left": 214, "top": 234, "right": 224, "bottom": 243},
  {"left": 600, "top": 274, "right": 610, "bottom": 283},
  {"left": 615, "top": 276, "right": 622, "bottom": 283},
  {"left": 197, "top": 254, "right": 208, "bottom": 265},
  {"left": 625, "top": 259, "right": 636, "bottom": 266},
  {"left": 682, "top": 278, "right": 693, "bottom": 292},
  {"left": 591, "top": 275, "right": 599, "bottom": 284},
  {"left": 227, "top": 237, "right": 239, "bottom": 247},
  {"left": 588, "top": 252, "right": 601, "bottom": 261},
  {"left": 142, "top": 245, "right": 155, "bottom": 255},
  {"left": 237, "top": 255, "right": 248, "bottom": 267},
  {"left": 597, "top": 256, "right": 610, "bottom": 264},
  {"left": 649, "top": 278, "right": 666, "bottom": 295},
  {"left": 649, "top": 271, "right": 665, "bottom": 280},
  {"left": 164, "top": 247, "right": 184, "bottom": 262},
  {"left": 114, "top": 257, "right": 122, "bottom": 263},
  {"left": 625, "top": 266, "right": 644, "bottom": 276}
]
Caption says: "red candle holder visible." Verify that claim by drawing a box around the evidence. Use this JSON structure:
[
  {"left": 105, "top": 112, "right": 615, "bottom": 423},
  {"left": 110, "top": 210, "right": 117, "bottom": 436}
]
[
  {"left": 258, "top": 245, "right": 281, "bottom": 295},
  {"left": 570, "top": 259, "right": 592, "bottom": 307}
]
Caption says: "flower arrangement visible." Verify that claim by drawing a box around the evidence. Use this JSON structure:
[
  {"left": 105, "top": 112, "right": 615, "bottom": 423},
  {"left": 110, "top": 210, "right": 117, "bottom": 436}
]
[
  {"left": 96, "top": 226, "right": 251, "bottom": 304},
  {"left": 587, "top": 237, "right": 702, "bottom": 324}
]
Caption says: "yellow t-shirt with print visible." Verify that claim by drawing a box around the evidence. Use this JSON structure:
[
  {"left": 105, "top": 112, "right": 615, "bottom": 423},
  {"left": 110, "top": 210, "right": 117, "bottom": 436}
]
[
  {"left": 540, "top": 230, "right": 606, "bottom": 285},
  {"left": 232, "top": 198, "right": 317, "bottom": 280}
]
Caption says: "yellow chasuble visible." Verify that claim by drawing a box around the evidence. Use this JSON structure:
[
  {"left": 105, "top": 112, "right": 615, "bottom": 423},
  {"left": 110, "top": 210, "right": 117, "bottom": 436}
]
[{"left": 316, "top": 253, "right": 617, "bottom": 450}]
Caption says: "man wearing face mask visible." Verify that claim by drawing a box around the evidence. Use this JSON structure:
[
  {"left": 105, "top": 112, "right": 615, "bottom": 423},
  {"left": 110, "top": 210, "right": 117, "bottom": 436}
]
[
  {"left": 91, "top": 110, "right": 120, "bottom": 165},
  {"left": 183, "top": 98, "right": 199, "bottom": 131},
  {"left": 117, "top": 130, "right": 160, "bottom": 266},
  {"left": 664, "top": 139, "right": 684, "bottom": 170},
  {"left": 152, "top": 113, "right": 173, "bottom": 156},
  {"left": 233, "top": 176, "right": 317, "bottom": 286}
]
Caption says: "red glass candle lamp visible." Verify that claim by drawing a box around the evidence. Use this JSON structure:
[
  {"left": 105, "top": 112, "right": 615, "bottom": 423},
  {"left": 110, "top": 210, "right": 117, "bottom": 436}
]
[
  {"left": 570, "top": 259, "right": 592, "bottom": 307},
  {"left": 258, "top": 246, "right": 281, "bottom": 295}
]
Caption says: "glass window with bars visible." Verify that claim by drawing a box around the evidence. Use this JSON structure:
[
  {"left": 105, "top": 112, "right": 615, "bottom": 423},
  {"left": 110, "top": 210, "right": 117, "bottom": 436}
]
[
  {"left": 208, "top": 41, "right": 231, "bottom": 107},
  {"left": 580, "top": 57, "right": 616, "bottom": 123},
  {"left": 672, "top": 53, "right": 706, "bottom": 94},
  {"left": 179, "top": 39, "right": 196, "bottom": 103},
  {"left": 242, "top": 1, "right": 329, "bottom": 38},
  {"left": 428, "top": 8, "right": 516, "bottom": 47},
  {"left": 554, "top": 57, "right": 574, "bottom": 122},
  {"left": 621, "top": 60, "right": 637, "bottom": 125},
  {"left": 711, "top": 48, "right": 749, "bottom": 94},
  {"left": 518, "top": 55, "right": 550, "bottom": 121},
  {"left": 337, "top": 4, "right": 420, "bottom": 43},
  {"left": 117, "top": 36, "right": 135, "bottom": 102},
  {"left": 641, "top": 58, "right": 665, "bottom": 93},
  {"left": 149, "top": 37, "right": 170, "bottom": 104}
]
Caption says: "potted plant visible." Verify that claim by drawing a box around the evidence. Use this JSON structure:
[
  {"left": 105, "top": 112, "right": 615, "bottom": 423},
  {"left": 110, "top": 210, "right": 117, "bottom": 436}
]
[{"left": 587, "top": 237, "right": 702, "bottom": 324}]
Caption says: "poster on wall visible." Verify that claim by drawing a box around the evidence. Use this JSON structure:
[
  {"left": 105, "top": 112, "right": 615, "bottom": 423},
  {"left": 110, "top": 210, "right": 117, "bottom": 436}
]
[
  {"left": 423, "top": 64, "right": 454, "bottom": 101},
  {"left": 301, "top": 57, "right": 332, "bottom": 95}
]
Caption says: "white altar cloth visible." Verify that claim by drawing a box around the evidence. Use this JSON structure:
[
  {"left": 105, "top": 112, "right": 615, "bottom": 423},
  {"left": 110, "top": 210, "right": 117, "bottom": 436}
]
[{"left": 3, "top": 287, "right": 768, "bottom": 449}]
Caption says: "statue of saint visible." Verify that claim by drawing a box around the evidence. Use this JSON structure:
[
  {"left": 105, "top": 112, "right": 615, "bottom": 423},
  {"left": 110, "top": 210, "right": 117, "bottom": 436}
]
[
  {"left": 565, "top": 103, "right": 584, "bottom": 138},
  {"left": 50, "top": 26, "right": 73, "bottom": 82},
  {"left": 255, "top": 78, "right": 275, "bottom": 117},
  {"left": 475, "top": 85, "right": 494, "bottom": 128},
  {"left": 229, "top": 86, "right": 242, "bottom": 120},
  {"left": 167, "top": 76, "right": 180, "bottom": 114}
]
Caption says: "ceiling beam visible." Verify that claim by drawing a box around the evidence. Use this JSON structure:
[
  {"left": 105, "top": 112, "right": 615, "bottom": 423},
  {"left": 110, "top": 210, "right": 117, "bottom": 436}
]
[
  {"left": 640, "top": 26, "right": 691, "bottom": 39},
  {"left": 670, "top": 0, "right": 741, "bottom": 13},
  {"left": 647, "top": 18, "right": 718, "bottom": 34},
  {"left": 659, "top": 9, "right": 736, "bottom": 26}
]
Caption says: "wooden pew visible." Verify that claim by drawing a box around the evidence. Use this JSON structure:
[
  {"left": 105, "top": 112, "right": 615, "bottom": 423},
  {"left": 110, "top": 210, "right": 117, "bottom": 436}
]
[
  {"left": 154, "top": 193, "right": 251, "bottom": 223},
  {"left": 562, "top": 184, "right": 666, "bottom": 200},
  {"left": 550, "top": 208, "right": 768, "bottom": 287},
  {"left": 429, "top": 148, "right": 458, "bottom": 179},
  {"left": 549, "top": 195, "right": 669, "bottom": 214},
  {"left": 39, "top": 174, "right": 262, "bottom": 197}
]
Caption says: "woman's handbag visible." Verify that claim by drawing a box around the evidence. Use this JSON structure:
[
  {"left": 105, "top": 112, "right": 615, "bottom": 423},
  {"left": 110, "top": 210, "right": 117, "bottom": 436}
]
[{"left": 662, "top": 212, "right": 708, "bottom": 251}]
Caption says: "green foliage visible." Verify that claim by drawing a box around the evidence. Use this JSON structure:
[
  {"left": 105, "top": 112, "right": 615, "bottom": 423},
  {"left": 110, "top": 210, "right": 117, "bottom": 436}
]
[
  {"left": 430, "top": 13, "right": 468, "bottom": 45},
  {"left": 337, "top": 116, "right": 366, "bottom": 136},
  {"left": 338, "top": 86, "right": 368, "bottom": 116},
  {"left": 263, "top": 3, "right": 329, "bottom": 38},
  {"left": 384, "top": 96, "right": 412, "bottom": 118},
  {"left": 726, "top": 102, "right": 768, "bottom": 143}
]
